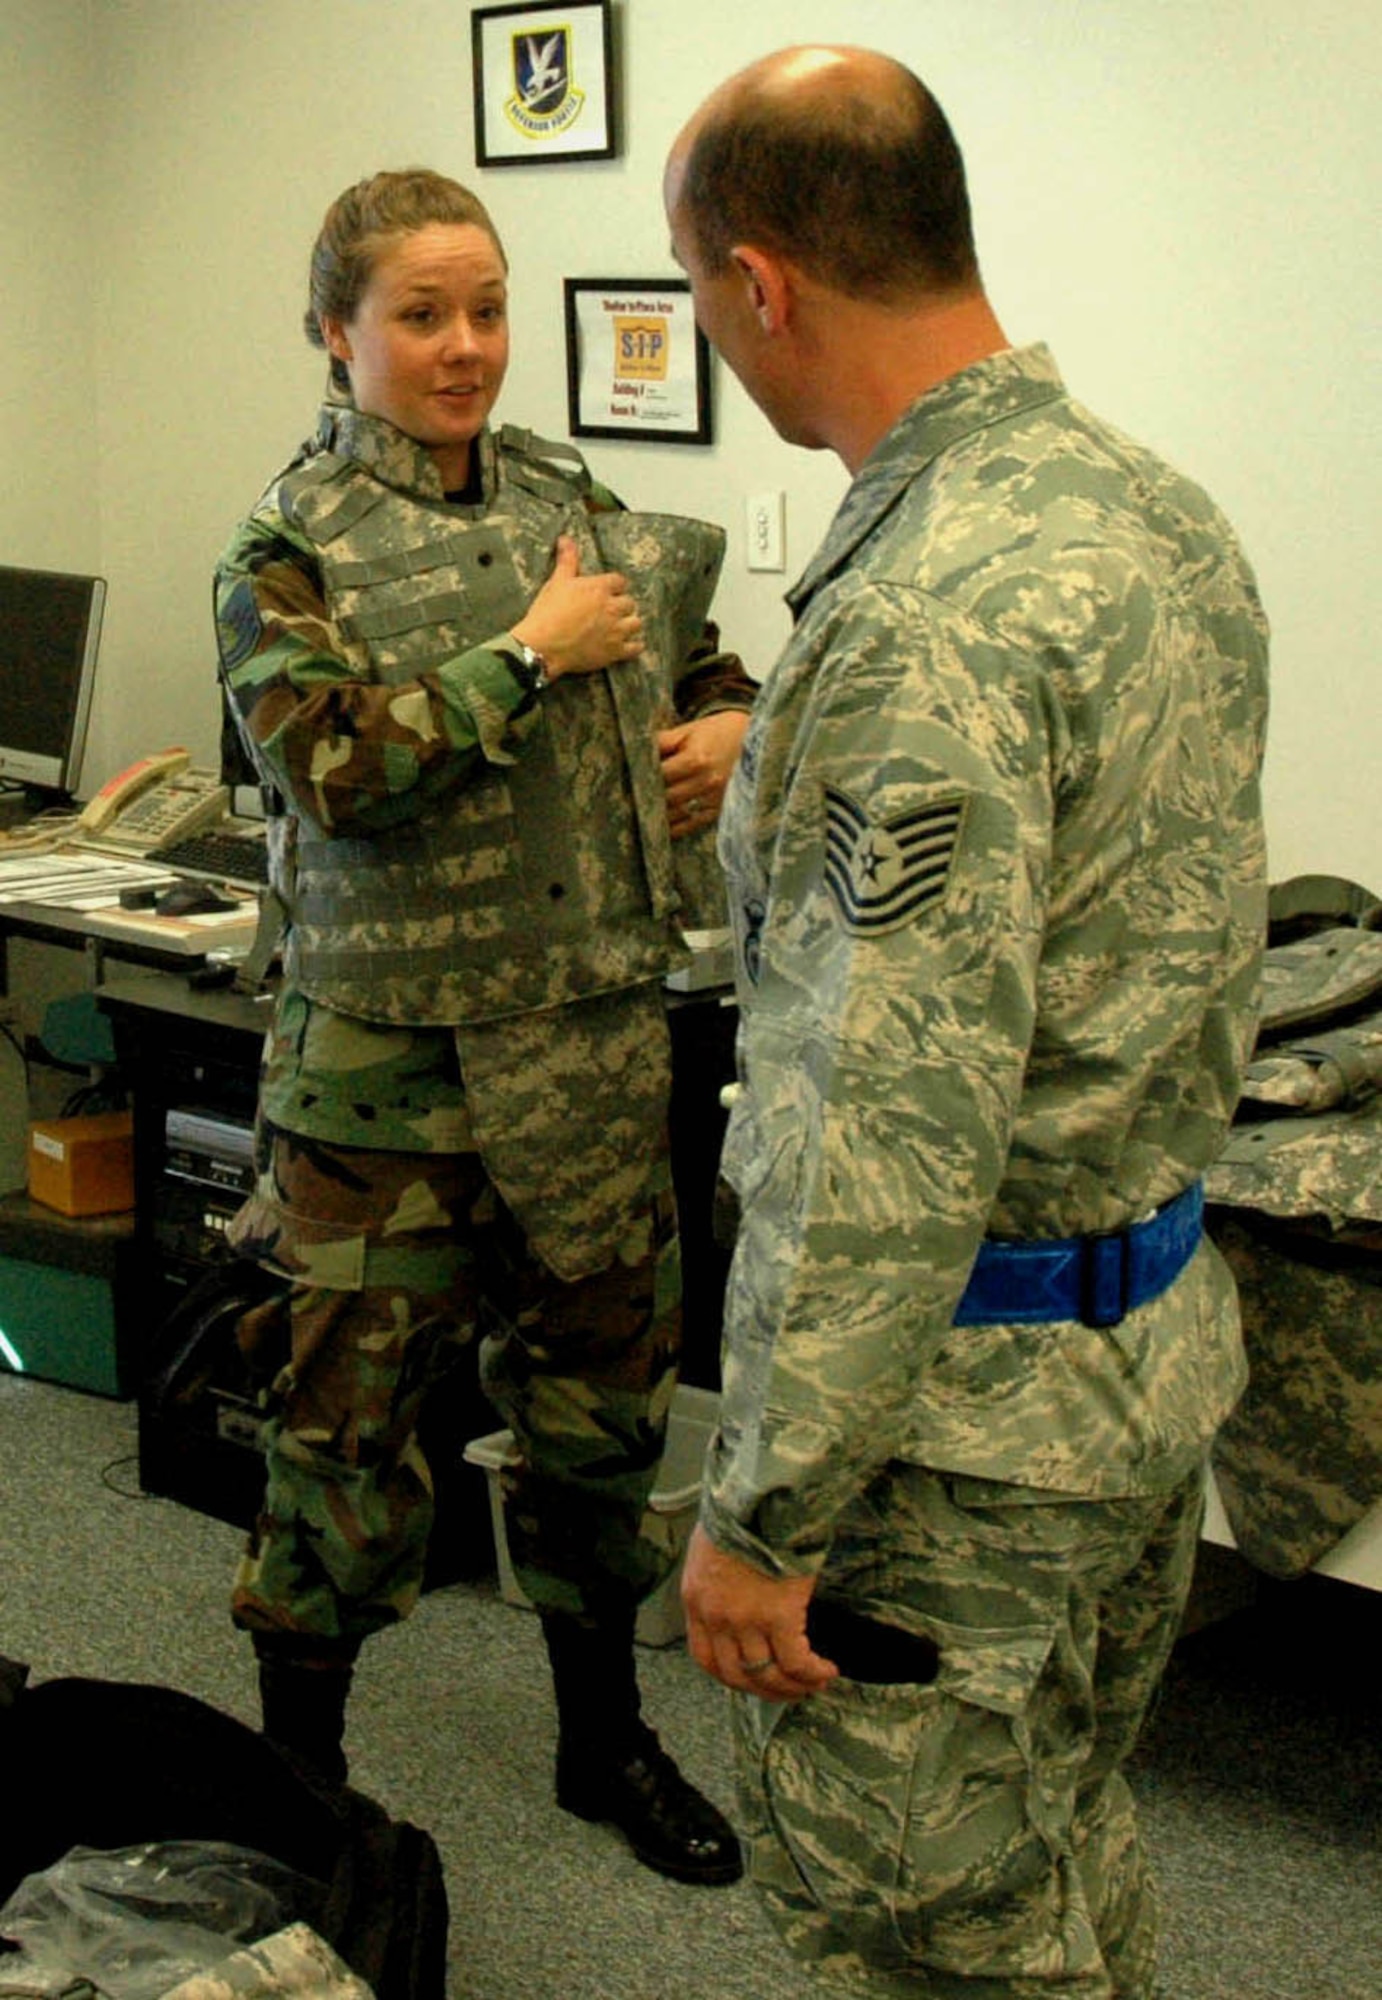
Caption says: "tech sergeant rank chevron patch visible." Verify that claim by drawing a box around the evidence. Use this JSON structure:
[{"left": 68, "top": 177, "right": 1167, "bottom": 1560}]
[{"left": 822, "top": 785, "right": 968, "bottom": 937}]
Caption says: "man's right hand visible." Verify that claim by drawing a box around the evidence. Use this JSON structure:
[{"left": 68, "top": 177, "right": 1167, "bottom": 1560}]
[{"left": 682, "top": 1525, "right": 838, "bottom": 1701}]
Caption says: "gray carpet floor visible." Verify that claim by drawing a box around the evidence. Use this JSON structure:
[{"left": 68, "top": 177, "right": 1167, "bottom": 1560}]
[{"left": 1, "top": 1370, "right": 1378, "bottom": 2000}]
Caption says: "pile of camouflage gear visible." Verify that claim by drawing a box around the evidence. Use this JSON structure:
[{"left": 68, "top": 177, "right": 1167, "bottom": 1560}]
[{"left": 1206, "top": 875, "right": 1382, "bottom": 1577}]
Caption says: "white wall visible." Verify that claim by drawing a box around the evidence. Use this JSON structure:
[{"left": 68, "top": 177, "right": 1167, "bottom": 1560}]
[
  {"left": 0, "top": 0, "right": 100, "bottom": 569},
  {"left": 6, "top": 0, "right": 1379, "bottom": 885}
]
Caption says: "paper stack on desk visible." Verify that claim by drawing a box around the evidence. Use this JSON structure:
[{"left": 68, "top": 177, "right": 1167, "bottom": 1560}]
[{"left": 0, "top": 849, "right": 175, "bottom": 908}]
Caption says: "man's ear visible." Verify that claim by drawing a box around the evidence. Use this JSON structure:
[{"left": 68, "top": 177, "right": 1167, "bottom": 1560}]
[{"left": 729, "top": 246, "right": 792, "bottom": 333}]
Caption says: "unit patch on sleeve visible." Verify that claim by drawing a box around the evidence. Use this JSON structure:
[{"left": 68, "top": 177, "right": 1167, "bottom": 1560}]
[{"left": 822, "top": 785, "right": 968, "bottom": 937}]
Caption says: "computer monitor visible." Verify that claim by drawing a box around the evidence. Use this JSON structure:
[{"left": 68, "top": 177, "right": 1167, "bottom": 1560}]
[{"left": 0, "top": 562, "right": 106, "bottom": 800}]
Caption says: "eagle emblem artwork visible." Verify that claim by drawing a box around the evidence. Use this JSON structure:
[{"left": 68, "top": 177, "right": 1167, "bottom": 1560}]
[
  {"left": 823, "top": 785, "right": 968, "bottom": 936},
  {"left": 504, "top": 27, "right": 586, "bottom": 140}
]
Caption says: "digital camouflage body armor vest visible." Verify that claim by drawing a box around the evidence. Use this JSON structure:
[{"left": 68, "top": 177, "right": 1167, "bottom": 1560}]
[
  {"left": 266, "top": 408, "right": 725, "bottom": 1026},
  {"left": 1205, "top": 876, "right": 1382, "bottom": 1576}
]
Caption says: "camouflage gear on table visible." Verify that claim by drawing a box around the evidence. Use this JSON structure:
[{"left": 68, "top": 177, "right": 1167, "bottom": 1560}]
[
  {"left": 707, "top": 343, "right": 1268, "bottom": 1574},
  {"left": 708, "top": 344, "right": 1266, "bottom": 1995},
  {"left": 1209, "top": 1086, "right": 1382, "bottom": 1229},
  {"left": 228, "top": 1124, "right": 681, "bottom": 1641},
  {"left": 1253, "top": 898, "right": 1382, "bottom": 1025},
  {"left": 1211, "top": 1033, "right": 1382, "bottom": 1224},
  {"left": 1206, "top": 1209, "right": 1382, "bottom": 1577},
  {"left": 733, "top": 1464, "right": 1204, "bottom": 2000},
  {"left": 1265, "top": 871, "right": 1381, "bottom": 938},
  {"left": 1204, "top": 902, "right": 1382, "bottom": 1577},
  {"left": 1239, "top": 1025, "right": 1382, "bottom": 1115}
]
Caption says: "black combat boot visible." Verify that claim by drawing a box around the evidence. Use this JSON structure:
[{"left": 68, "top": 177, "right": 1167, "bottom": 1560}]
[
  {"left": 541, "top": 1607, "right": 742, "bottom": 1887},
  {"left": 253, "top": 1633, "right": 359, "bottom": 1787}
]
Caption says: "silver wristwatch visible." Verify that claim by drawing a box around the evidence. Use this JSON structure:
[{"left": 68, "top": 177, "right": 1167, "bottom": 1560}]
[{"left": 506, "top": 637, "right": 551, "bottom": 698}]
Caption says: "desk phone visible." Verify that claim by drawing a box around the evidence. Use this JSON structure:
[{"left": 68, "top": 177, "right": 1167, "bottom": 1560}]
[{"left": 77, "top": 749, "right": 228, "bottom": 857}]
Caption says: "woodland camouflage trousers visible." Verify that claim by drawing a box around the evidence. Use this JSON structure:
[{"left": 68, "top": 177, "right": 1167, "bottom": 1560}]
[{"left": 228, "top": 1125, "right": 682, "bottom": 1643}]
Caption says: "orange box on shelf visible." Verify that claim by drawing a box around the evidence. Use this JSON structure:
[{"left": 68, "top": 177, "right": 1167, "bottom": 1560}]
[{"left": 28, "top": 1110, "right": 135, "bottom": 1217}]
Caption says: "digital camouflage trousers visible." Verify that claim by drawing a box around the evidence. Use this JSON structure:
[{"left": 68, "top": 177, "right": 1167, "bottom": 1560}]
[
  {"left": 735, "top": 1462, "right": 1206, "bottom": 2000},
  {"left": 227, "top": 1124, "right": 682, "bottom": 1644}
]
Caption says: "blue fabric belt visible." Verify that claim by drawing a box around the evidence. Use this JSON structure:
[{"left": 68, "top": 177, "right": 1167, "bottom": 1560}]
[{"left": 952, "top": 1180, "right": 1205, "bottom": 1329}]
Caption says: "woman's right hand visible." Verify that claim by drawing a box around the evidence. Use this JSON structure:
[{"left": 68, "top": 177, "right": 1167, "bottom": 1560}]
[{"left": 510, "top": 535, "right": 644, "bottom": 679}]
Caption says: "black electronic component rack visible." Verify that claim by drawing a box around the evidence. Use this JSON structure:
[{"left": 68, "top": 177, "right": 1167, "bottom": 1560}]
[{"left": 97, "top": 982, "right": 269, "bottom": 1531}]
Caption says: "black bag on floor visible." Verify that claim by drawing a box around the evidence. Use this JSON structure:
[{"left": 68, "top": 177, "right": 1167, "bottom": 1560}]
[{"left": 0, "top": 1656, "right": 447, "bottom": 2000}]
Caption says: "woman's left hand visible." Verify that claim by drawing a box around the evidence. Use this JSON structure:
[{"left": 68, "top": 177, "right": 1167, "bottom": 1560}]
[{"left": 659, "top": 710, "right": 751, "bottom": 841}]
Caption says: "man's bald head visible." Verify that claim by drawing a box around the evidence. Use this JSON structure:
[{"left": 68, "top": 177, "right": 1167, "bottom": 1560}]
[{"left": 668, "top": 46, "right": 980, "bottom": 306}]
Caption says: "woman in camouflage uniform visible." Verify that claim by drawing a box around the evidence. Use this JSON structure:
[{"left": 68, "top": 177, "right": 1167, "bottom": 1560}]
[{"left": 213, "top": 167, "right": 752, "bottom": 1885}]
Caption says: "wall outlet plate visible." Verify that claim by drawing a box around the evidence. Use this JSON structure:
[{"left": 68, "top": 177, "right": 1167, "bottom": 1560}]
[{"left": 746, "top": 490, "right": 785, "bottom": 571}]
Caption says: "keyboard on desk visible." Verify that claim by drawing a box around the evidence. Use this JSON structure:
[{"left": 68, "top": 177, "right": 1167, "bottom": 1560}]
[{"left": 149, "top": 824, "right": 270, "bottom": 889}]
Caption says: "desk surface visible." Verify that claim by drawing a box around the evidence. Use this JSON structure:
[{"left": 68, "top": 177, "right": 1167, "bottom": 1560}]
[
  {"left": 0, "top": 837, "right": 260, "bottom": 961},
  {"left": 97, "top": 966, "right": 274, "bottom": 1037},
  {"left": 0, "top": 892, "right": 259, "bottom": 961}
]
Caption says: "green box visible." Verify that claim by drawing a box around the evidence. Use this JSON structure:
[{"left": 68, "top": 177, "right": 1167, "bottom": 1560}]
[{"left": 0, "top": 1195, "right": 137, "bottom": 1398}]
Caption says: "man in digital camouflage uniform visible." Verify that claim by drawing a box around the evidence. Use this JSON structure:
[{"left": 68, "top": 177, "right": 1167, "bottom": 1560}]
[
  {"left": 664, "top": 48, "right": 1269, "bottom": 1996},
  {"left": 213, "top": 168, "right": 748, "bottom": 1884}
]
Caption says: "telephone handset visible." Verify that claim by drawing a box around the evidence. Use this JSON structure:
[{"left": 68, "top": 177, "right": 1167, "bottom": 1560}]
[{"left": 77, "top": 747, "right": 229, "bottom": 854}]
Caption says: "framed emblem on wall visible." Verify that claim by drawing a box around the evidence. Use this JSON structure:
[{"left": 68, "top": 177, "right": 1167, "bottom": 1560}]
[
  {"left": 564, "top": 278, "right": 712, "bottom": 445},
  {"left": 471, "top": 0, "right": 617, "bottom": 167}
]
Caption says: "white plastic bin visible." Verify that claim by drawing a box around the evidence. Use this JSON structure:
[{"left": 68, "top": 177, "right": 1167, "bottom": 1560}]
[{"left": 463, "top": 1382, "right": 719, "bottom": 1646}]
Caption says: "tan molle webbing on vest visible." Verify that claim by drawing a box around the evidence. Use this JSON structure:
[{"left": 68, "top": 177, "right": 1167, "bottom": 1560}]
[{"left": 264, "top": 419, "right": 729, "bottom": 1025}]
